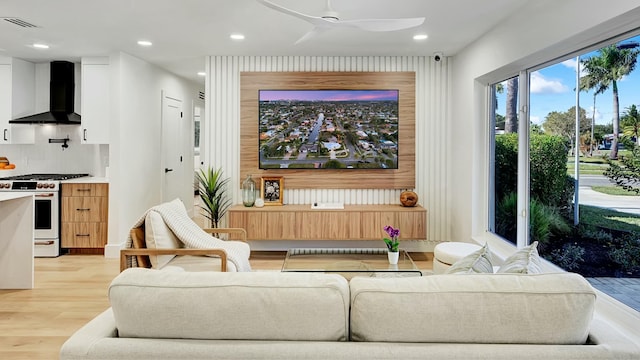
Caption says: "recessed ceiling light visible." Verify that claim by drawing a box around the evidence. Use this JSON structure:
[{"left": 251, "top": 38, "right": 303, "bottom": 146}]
[
  {"left": 230, "top": 33, "right": 245, "bottom": 40},
  {"left": 32, "top": 43, "right": 49, "bottom": 49},
  {"left": 413, "top": 34, "right": 428, "bottom": 41},
  {"left": 197, "top": 72, "right": 206, "bottom": 77},
  {"left": 137, "top": 40, "right": 152, "bottom": 46}
]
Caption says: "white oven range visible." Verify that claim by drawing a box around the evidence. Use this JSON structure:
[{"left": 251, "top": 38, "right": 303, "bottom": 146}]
[{"left": 0, "top": 173, "right": 89, "bottom": 257}]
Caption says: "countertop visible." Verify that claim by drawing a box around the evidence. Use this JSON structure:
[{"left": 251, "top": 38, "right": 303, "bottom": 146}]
[
  {"left": 0, "top": 192, "right": 34, "bottom": 202},
  {"left": 61, "top": 177, "right": 109, "bottom": 184}
]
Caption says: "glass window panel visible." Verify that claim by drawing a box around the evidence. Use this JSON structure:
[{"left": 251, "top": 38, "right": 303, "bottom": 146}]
[{"left": 489, "top": 76, "right": 519, "bottom": 245}]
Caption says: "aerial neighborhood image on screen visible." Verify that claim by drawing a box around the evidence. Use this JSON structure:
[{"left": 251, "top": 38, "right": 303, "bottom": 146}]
[{"left": 259, "top": 89, "right": 399, "bottom": 170}]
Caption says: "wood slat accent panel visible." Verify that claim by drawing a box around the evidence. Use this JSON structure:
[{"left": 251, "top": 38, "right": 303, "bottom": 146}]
[
  {"left": 228, "top": 204, "right": 426, "bottom": 241},
  {"left": 207, "top": 55, "right": 450, "bottom": 248},
  {"left": 239, "top": 71, "right": 415, "bottom": 189}
]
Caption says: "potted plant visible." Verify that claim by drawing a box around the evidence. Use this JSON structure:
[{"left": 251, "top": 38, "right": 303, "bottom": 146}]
[
  {"left": 195, "top": 167, "right": 231, "bottom": 228},
  {"left": 383, "top": 225, "right": 400, "bottom": 264}
]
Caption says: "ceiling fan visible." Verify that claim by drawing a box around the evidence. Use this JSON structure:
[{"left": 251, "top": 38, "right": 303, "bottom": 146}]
[{"left": 256, "top": 0, "right": 425, "bottom": 44}]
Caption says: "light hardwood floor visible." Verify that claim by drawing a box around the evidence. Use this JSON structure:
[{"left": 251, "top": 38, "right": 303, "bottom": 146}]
[{"left": 0, "top": 252, "right": 432, "bottom": 359}]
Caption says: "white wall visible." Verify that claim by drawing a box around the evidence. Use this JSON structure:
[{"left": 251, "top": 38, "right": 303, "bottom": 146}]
[
  {"left": 106, "top": 52, "right": 202, "bottom": 256},
  {"left": 0, "top": 126, "right": 107, "bottom": 176},
  {"left": 0, "top": 60, "right": 107, "bottom": 177},
  {"left": 205, "top": 56, "right": 451, "bottom": 251},
  {"left": 450, "top": 0, "right": 640, "bottom": 255}
]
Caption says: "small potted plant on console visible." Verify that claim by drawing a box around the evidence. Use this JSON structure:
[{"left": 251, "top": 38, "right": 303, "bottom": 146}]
[{"left": 383, "top": 225, "right": 400, "bottom": 264}]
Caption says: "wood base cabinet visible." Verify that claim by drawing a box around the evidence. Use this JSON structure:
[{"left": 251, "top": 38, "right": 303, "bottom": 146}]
[
  {"left": 228, "top": 204, "right": 427, "bottom": 241},
  {"left": 61, "top": 183, "right": 109, "bottom": 249}
]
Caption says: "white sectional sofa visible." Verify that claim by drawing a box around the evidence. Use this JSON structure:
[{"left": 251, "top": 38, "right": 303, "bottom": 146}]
[{"left": 60, "top": 268, "right": 640, "bottom": 359}]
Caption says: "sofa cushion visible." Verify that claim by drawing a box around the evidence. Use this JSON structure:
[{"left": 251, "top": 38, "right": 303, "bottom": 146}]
[
  {"left": 144, "top": 210, "right": 181, "bottom": 268},
  {"left": 497, "top": 241, "right": 542, "bottom": 274},
  {"left": 164, "top": 254, "right": 232, "bottom": 272},
  {"left": 445, "top": 242, "right": 493, "bottom": 274},
  {"left": 349, "top": 273, "right": 596, "bottom": 344},
  {"left": 109, "top": 268, "right": 350, "bottom": 341}
]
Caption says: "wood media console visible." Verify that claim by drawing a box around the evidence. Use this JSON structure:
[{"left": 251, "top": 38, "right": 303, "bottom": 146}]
[{"left": 228, "top": 204, "right": 427, "bottom": 241}]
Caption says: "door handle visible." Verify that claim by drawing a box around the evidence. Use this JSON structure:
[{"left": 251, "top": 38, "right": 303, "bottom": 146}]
[
  {"left": 165, "top": 168, "right": 173, "bottom": 173},
  {"left": 3, "top": 129, "right": 7, "bottom": 141},
  {"left": 35, "top": 240, "right": 55, "bottom": 246}
]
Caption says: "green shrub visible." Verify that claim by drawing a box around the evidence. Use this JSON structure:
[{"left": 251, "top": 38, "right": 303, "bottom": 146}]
[
  {"left": 549, "top": 243, "right": 585, "bottom": 271},
  {"left": 609, "top": 236, "right": 640, "bottom": 274},
  {"left": 495, "top": 134, "right": 574, "bottom": 209},
  {"left": 494, "top": 133, "right": 519, "bottom": 202},
  {"left": 495, "top": 192, "right": 518, "bottom": 243},
  {"left": 577, "top": 224, "right": 614, "bottom": 244},
  {"left": 530, "top": 135, "right": 574, "bottom": 208},
  {"left": 495, "top": 192, "right": 571, "bottom": 247}
]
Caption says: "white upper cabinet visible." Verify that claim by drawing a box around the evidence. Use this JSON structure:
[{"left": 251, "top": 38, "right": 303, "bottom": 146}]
[
  {"left": 0, "top": 58, "right": 35, "bottom": 145},
  {"left": 81, "top": 57, "right": 110, "bottom": 144}
]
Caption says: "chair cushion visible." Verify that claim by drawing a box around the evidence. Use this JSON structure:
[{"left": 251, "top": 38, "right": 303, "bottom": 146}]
[
  {"left": 144, "top": 210, "right": 181, "bottom": 268},
  {"left": 497, "top": 241, "right": 542, "bottom": 274},
  {"left": 109, "top": 268, "right": 350, "bottom": 341},
  {"left": 164, "top": 254, "right": 233, "bottom": 272},
  {"left": 445, "top": 242, "right": 493, "bottom": 274}
]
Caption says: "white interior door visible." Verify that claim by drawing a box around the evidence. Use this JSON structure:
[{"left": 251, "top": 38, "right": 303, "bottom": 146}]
[{"left": 161, "top": 92, "right": 184, "bottom": 204}]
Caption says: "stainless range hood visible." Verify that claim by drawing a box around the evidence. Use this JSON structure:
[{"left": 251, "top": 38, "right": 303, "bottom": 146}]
[{"left": 9, "top": 61, "right": 81, "bottom": 124}]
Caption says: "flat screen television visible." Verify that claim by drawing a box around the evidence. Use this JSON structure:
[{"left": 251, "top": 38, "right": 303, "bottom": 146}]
[{"left": 259, "top": 89, "right": 399, "bottom": 170}]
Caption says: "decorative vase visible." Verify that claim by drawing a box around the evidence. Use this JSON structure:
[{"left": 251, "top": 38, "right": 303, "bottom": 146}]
[
  {"left": 242, "top": 175, "right": 256, "bottom": 207},
  {"left": 254, "top": 197, "right": 265, "bottom": 208},
  {"left": 387, "top": 251, "right": 399, "bottom": 265},
  {"left": 400, "top": 190, "right": 418, "bottom": 207}
]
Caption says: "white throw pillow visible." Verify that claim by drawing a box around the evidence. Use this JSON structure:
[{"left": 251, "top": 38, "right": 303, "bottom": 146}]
[
  {"left": 145, "top": 210, "right": 181, "bottom": 268},
  {"left": 445, "top": 243, "right": 493, "bottom": 274},
  {"left": 497, "top": 241, "right": 542, "bottom": 274}
]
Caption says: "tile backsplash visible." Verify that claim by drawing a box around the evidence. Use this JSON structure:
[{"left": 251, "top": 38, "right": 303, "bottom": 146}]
[{"left": 0, "top": 125, "right": 108, "bottom": 177}]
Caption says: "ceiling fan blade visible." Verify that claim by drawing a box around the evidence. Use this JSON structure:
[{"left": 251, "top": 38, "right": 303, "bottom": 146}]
[
  {"left": 295, "top": 27, "right": 329, "bottom": 45},
  {"left": 337, "top": 17, "right": 425, "bottom": 32},
  {"left": 257, "top": 0, "right": 327, "bottom": 26}
]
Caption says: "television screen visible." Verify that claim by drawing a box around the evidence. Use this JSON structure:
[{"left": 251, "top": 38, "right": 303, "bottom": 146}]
[{"left": 259, "top": 89, "right": 399, "bottom": 170}]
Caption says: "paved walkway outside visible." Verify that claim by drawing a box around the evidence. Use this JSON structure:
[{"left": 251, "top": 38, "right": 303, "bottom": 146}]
[
  {"left": 579, "top": 186, "right": 640, "bottom": 215},
  {"left": 579, "top": 180, "right": 640, "bottom": 312},
  {"left": 587, "top": 277, "right": 640, "bottom": 312}
]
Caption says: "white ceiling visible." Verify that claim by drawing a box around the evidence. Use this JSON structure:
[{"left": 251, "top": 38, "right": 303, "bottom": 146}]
[{"left": 0, "top": 0, "right": 529, "bottom": 84}]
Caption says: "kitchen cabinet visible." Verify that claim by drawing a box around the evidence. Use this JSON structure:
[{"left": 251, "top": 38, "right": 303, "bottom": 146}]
[
  {"left": 61, "top": 183, "right": 109, "bottom": 249},
  {"left": 0, "top": 58, "right": 35, "bottom": 144},
  {"left": 81, "top": 57, "right": 110, "bottom": 144}
]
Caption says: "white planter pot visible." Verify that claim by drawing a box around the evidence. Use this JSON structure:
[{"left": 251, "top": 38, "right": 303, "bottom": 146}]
[{"left": 387, "top": 251, "right": 399, "bottom": 265}]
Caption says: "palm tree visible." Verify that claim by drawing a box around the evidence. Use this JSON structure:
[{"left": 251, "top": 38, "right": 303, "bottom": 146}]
[
  {"left": 579, "top": 44, "right": 639, "bottom": 159},
  {"left": 504, "top": 77, "right": 518, "bottom": 133},
  {"left": 579, "top": 57, "right": 606, "bottom": 155},
  {"left": 621, "top": 104, "right": 640, "bottom": 145}
]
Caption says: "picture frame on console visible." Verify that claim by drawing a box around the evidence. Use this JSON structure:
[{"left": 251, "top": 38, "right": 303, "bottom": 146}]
[{"left": 261, "top": 176, "right": 284, "bottom": 205}]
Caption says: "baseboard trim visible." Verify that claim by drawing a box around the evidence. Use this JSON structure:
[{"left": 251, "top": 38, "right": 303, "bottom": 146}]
[{"left": 104, "top": 242, "right": 124, "bottom": 259}]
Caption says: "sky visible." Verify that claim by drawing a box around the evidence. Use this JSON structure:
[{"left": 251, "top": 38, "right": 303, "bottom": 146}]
[
  {"left": 259, "top": 89, "right": 399, "bottom": 102},
  {"left": 497, "top": 35, "right": 640, "bottom": 127}
]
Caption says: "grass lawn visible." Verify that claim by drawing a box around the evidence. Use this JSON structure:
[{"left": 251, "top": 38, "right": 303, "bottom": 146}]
[
  {"left": 592, "top": 186, "right": 640, "bottom": 196},
  {"left": 579, "top": 204, "right": 640, "bottom": 233},
  {"left": 566, "top": 150, "right": 632, "bottom": 175},
  {"left": 567, "top": 156, "right": 608, "bottom": 175}
]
